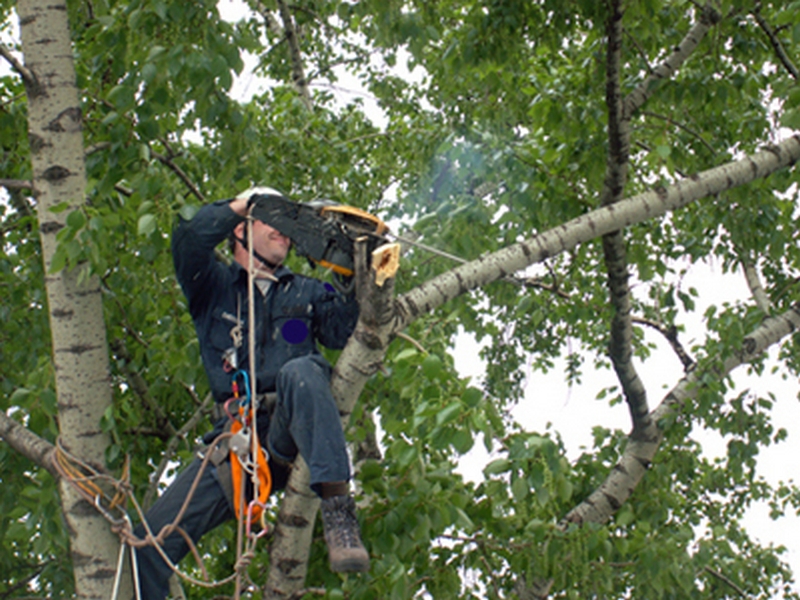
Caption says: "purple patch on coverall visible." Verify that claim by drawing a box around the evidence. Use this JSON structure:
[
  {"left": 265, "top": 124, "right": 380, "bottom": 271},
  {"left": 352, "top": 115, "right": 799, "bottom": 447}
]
[{"left": 282, "top": 319, "right": 309, "bottom": 344}]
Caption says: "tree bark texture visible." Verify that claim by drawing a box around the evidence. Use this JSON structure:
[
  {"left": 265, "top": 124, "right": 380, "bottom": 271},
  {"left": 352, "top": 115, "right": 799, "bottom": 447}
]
[
  {"left": 17, "top": 1, "right": 123, "bottom": 598},
  {"left": 599, "top": 4, "right": 717, "bottom": 435}
]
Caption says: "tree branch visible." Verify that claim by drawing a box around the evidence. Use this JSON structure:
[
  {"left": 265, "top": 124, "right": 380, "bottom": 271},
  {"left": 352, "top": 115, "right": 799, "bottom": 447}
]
[
  {"left": 753, "top": 3, "right": 799, "bottom": 81},
  {"left": 0, "top": 178, "right": 35, "bottom": 191},
  {"left": 392, "top": 134, "right": 800, "bottom": 334},
  {"left": 599, "top": 0, "right": 652, "bottom": 434},
  {"left": 0, "top": 410, "right": 59, "bottom": 478},
  {"left": 150, "top": 148, "right": 205, "bottom": 202},
  {"left": 703, "top": 565, "right": 748, "bottom": 598},
  {"left": 0, "top": 43, "right": 37, "bottom": 88},
  {"left": 276, "top": 0, "right": 313, "bottom": 111},
  {"left": 639, "top": 110, "right": 717, "bottom": 155},
  {"left": 265, "top": 239, "right": 399, "bottom": 597},
  {"left": 624, "top": 4, "right": 721, "bottom": 119},
  {"left": 561, "top": 302, "right": 800, "bottom": 527},
  {"left": 743, "top": 260, "right": 772, "bottom": 315},
  {"left": 631, "top": 316, "right": 695, "bottom": 370}
]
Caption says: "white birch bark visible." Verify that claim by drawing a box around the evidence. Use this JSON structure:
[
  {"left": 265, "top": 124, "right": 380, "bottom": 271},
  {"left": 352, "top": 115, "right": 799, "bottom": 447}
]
[{"left": 17, "top": 1, "right": 125, "bottom": 597}]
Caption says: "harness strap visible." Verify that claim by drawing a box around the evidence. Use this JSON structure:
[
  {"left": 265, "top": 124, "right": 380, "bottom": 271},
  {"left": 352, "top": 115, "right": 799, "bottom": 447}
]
[{"left": 203, "top": 393, "right": 277, "bottom": 523}]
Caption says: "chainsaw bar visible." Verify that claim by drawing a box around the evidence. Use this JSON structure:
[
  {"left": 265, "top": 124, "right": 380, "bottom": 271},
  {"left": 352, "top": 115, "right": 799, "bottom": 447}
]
[{"left": 247, "top": 192, "right": 388, "bottom": 277}]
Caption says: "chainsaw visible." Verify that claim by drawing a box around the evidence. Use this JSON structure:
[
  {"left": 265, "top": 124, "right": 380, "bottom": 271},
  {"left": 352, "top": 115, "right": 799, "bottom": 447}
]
[{"left": 246, "top": 191, "right": 389, "bottom": 278}]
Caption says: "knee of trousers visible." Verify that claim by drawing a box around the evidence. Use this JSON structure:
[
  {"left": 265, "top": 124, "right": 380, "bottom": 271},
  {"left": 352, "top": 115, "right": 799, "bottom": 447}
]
[{"left": 276, "top": 355, "right": 331, "bottom": 391}]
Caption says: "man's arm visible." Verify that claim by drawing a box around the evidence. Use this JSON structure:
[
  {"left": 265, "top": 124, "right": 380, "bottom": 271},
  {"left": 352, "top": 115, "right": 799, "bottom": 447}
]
[{"left": 172, "top": 199, "right": 245, "bottom": 312}]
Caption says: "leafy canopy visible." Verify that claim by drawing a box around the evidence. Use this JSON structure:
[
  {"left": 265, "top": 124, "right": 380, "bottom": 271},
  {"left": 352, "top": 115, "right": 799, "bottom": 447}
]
[{"left": 1, "top": 0, "right": 800, "bottom": 598}]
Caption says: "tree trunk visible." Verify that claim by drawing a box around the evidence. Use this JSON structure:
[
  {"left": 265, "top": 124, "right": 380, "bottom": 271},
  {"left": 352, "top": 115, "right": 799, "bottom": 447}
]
[{"left": 17, "top": 1, "right": 126, "bottom": 597}]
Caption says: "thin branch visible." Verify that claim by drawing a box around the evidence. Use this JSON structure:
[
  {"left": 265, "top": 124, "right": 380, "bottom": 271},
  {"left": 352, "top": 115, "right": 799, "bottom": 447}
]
[
  {"left": 143, "top": 388, "right": 214, "bottom": 510},
  {"left": 753, "top": 3, "right": 799, "bottom": 81},
  {"left": 703, "top": 565, "right": 748, "bottom": 598},
  {"left": 624, "top": 4, "right": 721, "bottom": 118},
  {"left": 0, "top": 43, "right": 37, "bottom": 87},
  {"left": 395, "top": 331, "right": 427, "bottom": 354},
  {"left": 631, "top": 316, "right": 695, "bottom": 370},
  {"left": 85, "top": 141, "right": 111, "bottom": 156},
  {"left": 150, "top": 149, "right": 205, "bottom": 202},
  {"left": 639, "top": 110, "right": 717, "bottom": 155},
  {"left": 743, "top": 260, "right": 772, "bottom": 315},
  {"left": 275, "top": 0, "right": 313, "bottom": 110}
]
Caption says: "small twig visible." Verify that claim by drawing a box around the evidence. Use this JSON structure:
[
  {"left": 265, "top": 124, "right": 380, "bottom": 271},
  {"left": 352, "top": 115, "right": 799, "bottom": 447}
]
[
  {"left": 395, "top": 331, "right": 427, "bottom": 354},
  {"left": 631, "top": 316, "right": 695, "bottom": 370},
  {"left": 0, "top": 178, "right": 35, "bottom": 192},
  {"left": 703, "top": 565, "right": 749, "bottom": 598},
  {"left": 0, "top": 43, "right": 37, "bottom": 87},
  {"left": 150, "top": 149, "right": 205, "bottom": 202},
  {"left": 640, "top": 110, "right": 717, "bottom": 155},
  {"left": 85, "top": 141, "right": 111, "bottom": 156},
  {"left": 753, "top": 3, "right": 799, "bottom": 81}
]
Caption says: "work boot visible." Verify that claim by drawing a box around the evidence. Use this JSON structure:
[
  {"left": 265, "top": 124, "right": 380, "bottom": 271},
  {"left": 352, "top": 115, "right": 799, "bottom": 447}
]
[{"left": 320, "top": 494, "right": 370, "bottom": 572}]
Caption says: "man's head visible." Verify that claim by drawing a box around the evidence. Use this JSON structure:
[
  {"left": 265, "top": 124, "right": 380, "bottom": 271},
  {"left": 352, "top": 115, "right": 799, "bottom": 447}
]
[{"left": 230, "top": 187, "right": 292, "bottom": 273}]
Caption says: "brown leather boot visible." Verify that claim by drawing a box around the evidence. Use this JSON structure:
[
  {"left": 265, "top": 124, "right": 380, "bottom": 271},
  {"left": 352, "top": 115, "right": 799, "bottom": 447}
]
[{"left": 319, "top": 493, "right": 370, "bottom": 572}]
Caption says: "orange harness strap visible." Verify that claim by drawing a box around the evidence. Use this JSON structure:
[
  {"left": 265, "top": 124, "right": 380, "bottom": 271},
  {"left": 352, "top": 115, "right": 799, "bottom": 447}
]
[{"left": 229, "top": 415, "right": 272, "bottom": 526}]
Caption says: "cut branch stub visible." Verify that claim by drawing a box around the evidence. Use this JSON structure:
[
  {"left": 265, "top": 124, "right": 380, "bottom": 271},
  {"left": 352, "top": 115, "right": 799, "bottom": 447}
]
[{"left": 371, "top": 242, "right": 400, "bottom": 287}]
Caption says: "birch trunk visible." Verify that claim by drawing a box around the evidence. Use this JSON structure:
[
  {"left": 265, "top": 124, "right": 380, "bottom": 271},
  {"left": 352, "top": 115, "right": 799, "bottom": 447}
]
[
  {"left": 17, "top": 1, "right": 125, "bottom": 597},
  {"left": 264, "top": 242, "right": 398, "bottom": 598}
]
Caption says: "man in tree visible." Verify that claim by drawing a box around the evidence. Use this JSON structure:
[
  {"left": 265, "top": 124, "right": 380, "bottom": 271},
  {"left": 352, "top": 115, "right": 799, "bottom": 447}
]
[{"left": 133, "top": 187, "right": 370, "bottom": 599}]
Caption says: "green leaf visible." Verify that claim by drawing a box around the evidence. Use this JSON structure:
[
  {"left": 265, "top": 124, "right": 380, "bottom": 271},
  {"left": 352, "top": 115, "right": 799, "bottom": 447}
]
[
  {"left": 511, "top": 476, "right": 529, "bottom": 502},
  {"left": 137, "top": 214, "right": 157, "bottom": 236},
  {"left": 484, "top": 458, "right": 510, "bottom": 475},
  {"left": 66, "top": 209, "right": 85, "bottom": 229},
  {"left": 462, "top": 386, "right": 482, "bottom": 407},
  {"left": 421, "top": 353, "right": 443, "bottom": 378},
  {"left": 435, "top": 401, "right": 461, "bottom": 426}
]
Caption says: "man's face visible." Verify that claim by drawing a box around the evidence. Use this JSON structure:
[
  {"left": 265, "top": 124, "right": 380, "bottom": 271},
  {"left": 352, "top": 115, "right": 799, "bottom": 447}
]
[{"left": 236, "top": 220, "right": 291, "bottom": 268}]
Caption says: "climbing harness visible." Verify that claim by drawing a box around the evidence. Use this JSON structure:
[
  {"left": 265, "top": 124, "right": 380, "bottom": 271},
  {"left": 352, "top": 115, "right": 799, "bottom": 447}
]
[
  {"left": 224, "top": 370, "right": 272, "bottom": 527},
  {"left": 53, "top": 207, "right": 280, "bottom": 599}
]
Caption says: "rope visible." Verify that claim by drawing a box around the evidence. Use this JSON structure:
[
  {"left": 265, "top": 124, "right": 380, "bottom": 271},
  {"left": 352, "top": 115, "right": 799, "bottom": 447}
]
[
  {"left": 54, "top": 433, "right": 266, "bottom": 596},
  {"left": 237, "top": 207, "right": 275, "bottom": 597},
  {"left": 54, "top": 209, "right": 275, "bottom": 598}
]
